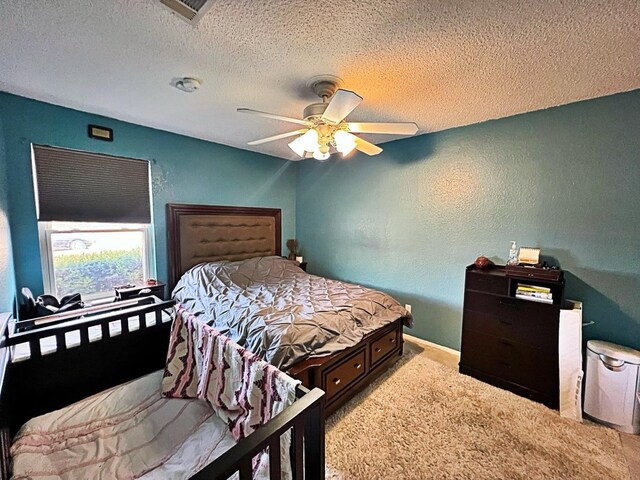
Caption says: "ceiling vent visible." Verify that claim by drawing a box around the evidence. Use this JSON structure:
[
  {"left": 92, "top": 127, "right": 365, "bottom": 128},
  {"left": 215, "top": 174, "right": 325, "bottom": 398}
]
[{"left": 157, "top": 0, "right": 214, "bottom": 25}]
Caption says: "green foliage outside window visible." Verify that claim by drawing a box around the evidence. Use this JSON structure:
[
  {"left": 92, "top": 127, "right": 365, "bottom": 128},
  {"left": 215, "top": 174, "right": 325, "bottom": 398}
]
[{"left": 53, "top": 248, "right": 144, "bottom": 297}]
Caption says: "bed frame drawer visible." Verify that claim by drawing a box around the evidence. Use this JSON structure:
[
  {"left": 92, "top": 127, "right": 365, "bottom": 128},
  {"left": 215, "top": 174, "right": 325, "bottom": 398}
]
[
  {"left": 370, "top": 328, "right": 399, "bottom": 366},
  {"left": 288, "top": 318, "right": 405, "bottom": 416},
  {"left": 322, "top": 349, "right": 366, "bottom": 401}
]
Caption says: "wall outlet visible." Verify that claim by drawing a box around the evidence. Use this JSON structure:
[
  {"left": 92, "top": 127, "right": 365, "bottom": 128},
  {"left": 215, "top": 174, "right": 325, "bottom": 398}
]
[{"left": 405, "top": 304, "right": 412, "bottom": 313}]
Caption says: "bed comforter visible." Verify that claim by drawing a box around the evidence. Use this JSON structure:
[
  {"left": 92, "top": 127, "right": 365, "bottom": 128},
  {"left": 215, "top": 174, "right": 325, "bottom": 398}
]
[{"left": 172, "top": 256, "right": 412, "bottom": 370}]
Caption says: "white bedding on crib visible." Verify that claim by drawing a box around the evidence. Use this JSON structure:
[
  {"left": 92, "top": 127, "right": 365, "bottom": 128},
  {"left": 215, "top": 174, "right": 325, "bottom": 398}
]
[{"left": 10, "top": 370, "right": 237, "bottom": 480}]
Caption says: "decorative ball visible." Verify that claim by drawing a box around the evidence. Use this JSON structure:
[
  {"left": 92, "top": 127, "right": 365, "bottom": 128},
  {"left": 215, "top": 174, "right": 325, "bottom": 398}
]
[{"left": 474, "top": 256, "right": 494, "bottom": 269}]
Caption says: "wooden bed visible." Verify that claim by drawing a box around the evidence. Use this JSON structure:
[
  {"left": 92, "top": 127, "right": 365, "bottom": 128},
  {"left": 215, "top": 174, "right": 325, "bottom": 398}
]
[
  {"left": 167, "top": 203, "right": 405, "bottom": 416},
  {"left": 0, "top": 300, "right": 325, "bottom": 479}
]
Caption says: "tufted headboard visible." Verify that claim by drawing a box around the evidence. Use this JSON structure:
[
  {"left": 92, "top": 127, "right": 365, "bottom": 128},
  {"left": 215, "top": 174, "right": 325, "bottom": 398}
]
[{"left": 166, "top": 204, "right": 282, "bottom": 289}]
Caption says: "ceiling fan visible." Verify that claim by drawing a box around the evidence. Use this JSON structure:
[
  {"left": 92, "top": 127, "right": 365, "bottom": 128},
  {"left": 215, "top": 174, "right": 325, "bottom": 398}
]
[{"left": 238, "top": 75, "right": 419, "bottom": 161}]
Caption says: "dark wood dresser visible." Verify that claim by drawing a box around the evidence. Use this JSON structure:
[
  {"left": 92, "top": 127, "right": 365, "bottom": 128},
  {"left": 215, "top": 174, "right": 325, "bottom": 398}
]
[{"left": 459, "top": 265, "right": 564, "bottom": 409}]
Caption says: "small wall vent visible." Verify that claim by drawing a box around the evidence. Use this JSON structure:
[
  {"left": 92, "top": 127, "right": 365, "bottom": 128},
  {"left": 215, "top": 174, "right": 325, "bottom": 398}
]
[{"left": 157, "top": 0, "right": 214, "bottom": 25}]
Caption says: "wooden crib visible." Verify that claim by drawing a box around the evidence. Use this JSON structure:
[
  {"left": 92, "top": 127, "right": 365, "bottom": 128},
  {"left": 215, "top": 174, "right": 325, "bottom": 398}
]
[{"left": 0, "top": 299, "right": 325, "bottom": 479}]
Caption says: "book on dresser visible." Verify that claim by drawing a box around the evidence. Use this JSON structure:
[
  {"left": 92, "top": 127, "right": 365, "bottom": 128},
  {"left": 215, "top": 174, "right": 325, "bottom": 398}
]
[
  {"left": 515, "top": 283, "right": 554, "bottom": 304},
  {"left": 459, "top": 264, "right": 565, "bottom": 409}
]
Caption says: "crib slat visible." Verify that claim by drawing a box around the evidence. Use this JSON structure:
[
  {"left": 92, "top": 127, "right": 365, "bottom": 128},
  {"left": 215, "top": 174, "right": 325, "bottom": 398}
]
[
  {"left": 30, "top": 339, "right": 42, "bottom": 359},
  {"left": 55, "top": 333, "right": 66, "bottom": 351},
  {"left": 79, "top": 327, "right": 89, "bottom": 344},
  {"left": 101, "top": 321, "right": 110, "bottom": 340},
  {"left": 0, "top": 427, "right": 11, "bottom": 480},
  {"left": 269, "top": 436, "right": 281, "bottom": 478},
  {"left": 292, "top": 418, "right": 305, "bottom": 480},
  {"left": 304, "top": 402, "right": 325, "bottom": 480},
  {"left": 239, "top": 460, "right": 252, "bottom": 480}
]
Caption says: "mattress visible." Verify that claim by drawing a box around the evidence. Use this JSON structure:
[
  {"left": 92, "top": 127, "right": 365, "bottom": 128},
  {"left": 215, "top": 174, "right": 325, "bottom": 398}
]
[
  {"left": 173, "top": 256, "right": 412, "bottom": 370},
  {"left": 10, "top": 370, "right": 236, "bottom": 480}
]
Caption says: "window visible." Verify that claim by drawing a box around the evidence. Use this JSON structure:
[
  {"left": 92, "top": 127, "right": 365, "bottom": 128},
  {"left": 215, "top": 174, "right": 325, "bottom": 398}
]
[
  {"left": 39, "top": 222, "right": 154, "bottom": 300},
  {"left": 32, "top": 145, "right": 154, "bottom": 301}
]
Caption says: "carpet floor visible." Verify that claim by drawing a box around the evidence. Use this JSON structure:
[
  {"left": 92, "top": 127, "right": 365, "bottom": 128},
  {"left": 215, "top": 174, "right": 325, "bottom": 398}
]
[{"left": 325, "top": 347, "right": 629, "bottom": 479}]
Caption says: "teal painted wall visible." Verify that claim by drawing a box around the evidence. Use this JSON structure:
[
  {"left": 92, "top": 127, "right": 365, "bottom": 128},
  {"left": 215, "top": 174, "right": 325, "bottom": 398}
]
[
  {"left": 0, "top": 92, "right": 296, "bottom": 297},
  {"left": 2, "top": 90, "right": 639, "bottom": 350},
  {"left": 297, "top": 90, "right": 640, "bottom": 351},
  {"left": 0, "top": 110, "right": 16, "bottom": 313}
]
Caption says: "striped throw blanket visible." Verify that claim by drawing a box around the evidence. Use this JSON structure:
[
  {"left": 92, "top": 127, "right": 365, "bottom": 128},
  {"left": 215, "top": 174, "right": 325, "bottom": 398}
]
[{"left": 162, "top": 306, "right": 300, "bottom": 441}]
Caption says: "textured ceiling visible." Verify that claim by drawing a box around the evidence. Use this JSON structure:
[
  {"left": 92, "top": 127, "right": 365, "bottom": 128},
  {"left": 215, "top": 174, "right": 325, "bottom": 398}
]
[{"left": 0, "top": 0, "right": 638, "bottom": 161}]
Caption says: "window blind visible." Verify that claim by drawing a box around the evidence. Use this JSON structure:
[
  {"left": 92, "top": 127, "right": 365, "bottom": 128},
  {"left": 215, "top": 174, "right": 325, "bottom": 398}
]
[{"left": 32, "top": 145, "right": 151, "bottom": 224}]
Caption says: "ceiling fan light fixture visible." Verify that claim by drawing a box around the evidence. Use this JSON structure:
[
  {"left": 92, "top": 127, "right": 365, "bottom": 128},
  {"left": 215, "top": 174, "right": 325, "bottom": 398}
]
[
  {"left": 239, "top": 76, "right": 418, "bottom": 161},
  {"left": 339, "top": 144, "right": 357, "bottom": 157},
  {"left": 288, "top": 137, "right": 305, "bottom": 157},
  {"left": 334, "top": 130, "right": 357, "bottom": 155},
  {"left": 299, "top": 128, "right": 320, "bottom": 152},
  {"left": 313, "top": 149, "right": 330, "bottom": 161}
]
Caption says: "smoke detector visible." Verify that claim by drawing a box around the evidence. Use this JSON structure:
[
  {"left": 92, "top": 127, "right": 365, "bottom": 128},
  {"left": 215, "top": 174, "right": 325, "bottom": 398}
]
[
  {"left": 157, "top": 0, "right": 215, "bottom": 26},
  {"left": 173, "top": 77, "right": 202, "bottom": 93}
]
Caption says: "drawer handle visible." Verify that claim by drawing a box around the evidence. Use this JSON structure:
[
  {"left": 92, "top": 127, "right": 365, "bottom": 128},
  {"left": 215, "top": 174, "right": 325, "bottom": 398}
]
[
  {"left": 499, "top": 340, "right": 513, "bottom": 347},
  {"left": 374, "top": 347, "right": 382, "bottom": 353},
  {"left": 499, "top": 319, "right": 513, "bottom": 325},
  {"left": 332, "top": 377, "right": 341, "bottom": 385},
  {"left": 354, "top": 362, "right": 362, "bottom": 369},
  {"left": 500, "top": 299, "right": 518, "bottom": 307},
  {"left": 389, "top": 338, "right": 396, "bottom": 343}
]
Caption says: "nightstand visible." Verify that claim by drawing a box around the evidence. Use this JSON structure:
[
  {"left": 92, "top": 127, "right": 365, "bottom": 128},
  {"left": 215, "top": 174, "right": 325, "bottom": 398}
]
[
  {"left": 115, "top": 281, "right": 165, "bottom": 301},
  {"left": 283, "top": 256, "right": 307, "bottom": 272}
]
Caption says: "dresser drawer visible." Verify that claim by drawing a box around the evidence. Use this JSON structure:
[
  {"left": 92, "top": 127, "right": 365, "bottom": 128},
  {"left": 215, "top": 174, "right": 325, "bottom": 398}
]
[
  {"left": 370, "top": 329, "right": 399, "bottom": 366},
  {"left": 460, "top": 330, "right": 558, "bottom": 395},
  {"left": 323, "top": 349, "right": 366, "bottom": 401},
  {"left": 464, "top": 291, "right": 559, "bottom": 325},
  {"left": 465, "top": 271, "right": 509, "bottom": 295},
  {"left": 462, "top": 310, "right": 558, "bottom": 352}
]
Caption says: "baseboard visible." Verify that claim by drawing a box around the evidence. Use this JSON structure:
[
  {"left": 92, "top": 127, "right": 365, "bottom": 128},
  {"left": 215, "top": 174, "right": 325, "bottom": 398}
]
[{"left": 404, "top": 333, "right": 460, "bottom": 358}]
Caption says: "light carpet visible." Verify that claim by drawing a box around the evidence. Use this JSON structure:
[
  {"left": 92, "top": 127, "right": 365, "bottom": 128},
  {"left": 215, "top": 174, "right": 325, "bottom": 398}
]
[{"left": 325, "top": 348, "right": 629, "bottom": 479}]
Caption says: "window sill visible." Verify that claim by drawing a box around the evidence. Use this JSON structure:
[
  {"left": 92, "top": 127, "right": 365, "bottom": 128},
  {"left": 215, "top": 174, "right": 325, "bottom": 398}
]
[{"left": 86, "top": 296, "right": 117, "bottom": 307}]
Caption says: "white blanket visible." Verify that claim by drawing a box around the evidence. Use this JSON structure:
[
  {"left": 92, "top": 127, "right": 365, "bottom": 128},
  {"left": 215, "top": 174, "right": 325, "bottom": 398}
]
[{"left": 10, "top": 371, "right": 236, "bottom": 480}]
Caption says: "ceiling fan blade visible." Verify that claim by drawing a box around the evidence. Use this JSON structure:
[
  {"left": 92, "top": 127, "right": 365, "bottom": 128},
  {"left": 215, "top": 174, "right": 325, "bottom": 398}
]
[
  {"left": 354, "top": 137, "right": 383, "bottom": 156},
  {"left": 347, "top": 122, "right": 419, "bottom": 136},
  {"left": 247, "top": 129, "right": 308, "bottom": 145},
  {"left": 321, "top": 89, "right": 363, "bottom": 124},
  {"left": 237, "top": 108, "right": 310, "bottom": 126}
]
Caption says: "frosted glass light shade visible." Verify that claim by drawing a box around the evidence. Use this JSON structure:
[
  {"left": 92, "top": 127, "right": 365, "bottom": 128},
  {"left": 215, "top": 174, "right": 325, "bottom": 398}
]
[
  {"left": 299, "top": 129, "right": 320, "bottom": 152},
  {"left": 334, "top": 130, "right": 357, "bottom": 155},
  {"left": 288, "top": 137, "right": 305, "bottom": 157},
  {"left": 313, "top": 150, "right": 330, "bottom": 161}
]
